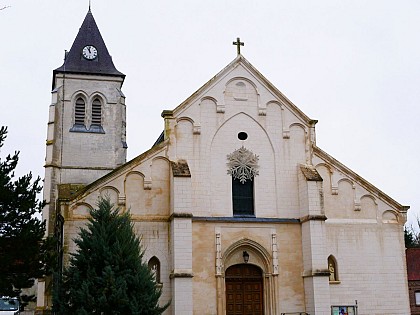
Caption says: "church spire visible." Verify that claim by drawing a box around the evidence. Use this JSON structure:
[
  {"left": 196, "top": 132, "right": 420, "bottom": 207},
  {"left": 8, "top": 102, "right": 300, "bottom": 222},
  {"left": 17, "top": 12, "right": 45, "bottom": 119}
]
[{"left": 53, "top": 8, "right": 124, "bottom": 86}]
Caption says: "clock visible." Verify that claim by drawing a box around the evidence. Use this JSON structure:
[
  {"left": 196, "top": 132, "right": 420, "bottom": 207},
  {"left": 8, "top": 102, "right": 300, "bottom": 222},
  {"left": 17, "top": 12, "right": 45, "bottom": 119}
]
[{"left": 82, "top": 45, "right": 98, "bottom": 60}]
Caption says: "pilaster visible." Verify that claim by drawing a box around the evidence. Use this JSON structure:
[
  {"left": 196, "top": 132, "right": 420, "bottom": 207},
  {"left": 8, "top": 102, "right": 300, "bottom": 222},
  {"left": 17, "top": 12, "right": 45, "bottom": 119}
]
[
  {"left": 298, "top": 164, "right": 330, "bottom": 315},
  {"left": 169, "top": 160, "right": 193, "bottom": 315},
  {"left": 170, "top": 214, "right": 193, "bottom": 315}
]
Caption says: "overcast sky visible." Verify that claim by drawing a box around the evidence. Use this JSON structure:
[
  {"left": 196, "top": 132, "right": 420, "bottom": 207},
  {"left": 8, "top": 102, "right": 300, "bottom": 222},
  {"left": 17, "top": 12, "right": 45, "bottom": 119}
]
[{"left": 1, "top": 0, "right": 419, "bottom": 227}]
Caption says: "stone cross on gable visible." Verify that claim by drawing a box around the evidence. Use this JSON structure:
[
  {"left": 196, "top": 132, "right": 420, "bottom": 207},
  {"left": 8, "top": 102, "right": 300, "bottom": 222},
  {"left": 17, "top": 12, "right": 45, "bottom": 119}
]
[{"left": 233, "top": 37, "right": 244, "bottom": 55}]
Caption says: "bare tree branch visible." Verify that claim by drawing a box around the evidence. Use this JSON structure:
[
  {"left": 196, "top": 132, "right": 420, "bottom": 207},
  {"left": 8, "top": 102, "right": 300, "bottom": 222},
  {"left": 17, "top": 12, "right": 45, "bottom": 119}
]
[{"left": 0, "top": 6, "right": 11, "bottom": 10}]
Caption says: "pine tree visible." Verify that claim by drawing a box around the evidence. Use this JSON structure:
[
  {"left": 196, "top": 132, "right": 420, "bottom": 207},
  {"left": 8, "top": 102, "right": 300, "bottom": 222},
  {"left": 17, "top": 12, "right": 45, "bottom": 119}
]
[
  {"left": 405, "top": 218, "right": 420, "bottom": 248},
  {"left": 54, "top": 198, "right": 169, "bottom": 315},
  {"left": 0, "top": 126, "right": 49, "bottom": 306}
]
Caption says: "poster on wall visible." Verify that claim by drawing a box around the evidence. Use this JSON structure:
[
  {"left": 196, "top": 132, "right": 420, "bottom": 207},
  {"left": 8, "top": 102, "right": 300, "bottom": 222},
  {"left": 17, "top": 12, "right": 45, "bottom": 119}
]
[{"left": 331, "top": 306, "right": 356, "bottom": 315}]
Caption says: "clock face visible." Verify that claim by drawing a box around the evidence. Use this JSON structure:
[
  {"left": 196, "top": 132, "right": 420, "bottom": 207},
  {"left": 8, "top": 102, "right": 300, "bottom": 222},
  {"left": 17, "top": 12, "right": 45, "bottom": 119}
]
[{"left": 82, "top": 45, "right": 98, "bottom": 60}]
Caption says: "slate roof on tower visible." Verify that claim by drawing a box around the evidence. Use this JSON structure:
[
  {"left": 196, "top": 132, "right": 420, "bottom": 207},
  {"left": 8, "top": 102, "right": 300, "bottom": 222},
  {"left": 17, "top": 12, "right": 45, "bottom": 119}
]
[{"left": 53, "top": 8, "right": 125, "bottom": 87}]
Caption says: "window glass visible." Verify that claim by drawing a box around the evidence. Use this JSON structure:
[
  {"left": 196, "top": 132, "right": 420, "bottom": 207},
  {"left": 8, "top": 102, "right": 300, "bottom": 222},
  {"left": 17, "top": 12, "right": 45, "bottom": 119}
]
[
  {"left": 416, "top": 291, "right": 420, "bottom": 305},
  {"left": 0, "top": 298, "right": 19, "bottom": 311},
  {"left": 232, "top": 178, "right": 254, "bottom": 216},
  {"left": 331, "top": 306, "right": 355, "bottom": 315}
]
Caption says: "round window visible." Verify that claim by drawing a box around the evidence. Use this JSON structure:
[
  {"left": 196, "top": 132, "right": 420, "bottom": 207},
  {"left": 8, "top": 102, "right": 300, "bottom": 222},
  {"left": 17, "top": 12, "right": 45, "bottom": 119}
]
[{"left": 238, "top": 132, "right": 248, "bottom": 140}]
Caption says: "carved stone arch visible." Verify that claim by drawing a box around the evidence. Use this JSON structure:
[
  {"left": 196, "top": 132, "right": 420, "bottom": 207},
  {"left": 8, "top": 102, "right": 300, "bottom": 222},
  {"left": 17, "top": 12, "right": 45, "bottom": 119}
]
[
  {"left": 315, "top": 162, "right": 333, "bottom": 175},
  {"left": 149, "top": 156, "right": 170, "bottom": 214},
  {"left": 99, "top": 185, "right": 121, "bottom": 195},
  {"left": 266, "top": 100, "right": 289, "bottom": 138},
  {"left": 217, "top": 238, "right": 277, "bottom": 315},
  {"left": 175, "top": 117, "right": 195, "bottom": 157},
  {"left": 151, "top": 156, "right": 171, "bottom": 175},
  {"left": 70, "top": 201, "right": 93, "bottom": 217},
  {"left": 266, "top": 100, "right": 282, "bottom": 108},
  {"left": 315, "top": 163, "right": 333, "bottom": 197},
  {"left": 200, "top": 96, "right": 218, "bottom": 105},
  {"left": 143, "top": 246, "right": 169, "bottom": 286},
  {"left": 144, "top": 248, "right": 168, "bottom": 266},
  {"left": 147, "top": 256, "right": 161, "bottom": 284},
  {"left": 210, "top": 112, "right": 275, "bottom": 153},
  {"left": 71, "top": 90, "right": 89, "bottom": 104},
  {"left": 151, "top": 156, "right": 171, "bottom": 178},
  {"left": 125, "top": 170, "right": 145, "bottom": 180},
  {"left": 99, "top": 186, "right": 120, "bottom": 206},
  {"left": 70, "top": 201, "right": 93, "bottom": 211},
  {"left": 176, "top": 116, "right": 194, "bottom": 124},
  {"left": 210, "top": 112, "right": 277, "bottom": 217},
  {"left": 124, "top": 171, "right": 146, "bottom": 214},
  {"left": 70, "top": 91, "right": 89, "bottom": 128},
  {"left": 337, "top": 177, "right": 354, "bottom": 187},
  {"left": 124, "top": 171, "right": 145, "bottom": 190},
  {"left": 88, "top": 91, "right": 108, "bottom": 104},
  {"left": 382, "top": 210, "right": 399, "bottom": 224},
  {"left": 328, "top": 254, "right": 339, "bottom": 282},
  {"left": 200, "top": 96, "right": 220, "bottom": 114},
  {"left": 225, "top": 77, "right": 260, "bottom": 113},
  {"left": 152, "top": 155, "right": 170, "bottom": 164},
  {"left": 289, "top": 123, "right": 308, "bottom": 162},
  {"left": 222, "top": 238, "right": 271, "bottom": 274},
  {"left": 360, "top": 194, "right": 377, "bottom": 205},
  {"left": 336, "top": 178, "right": 355, "bottom": 215},
  {"left": 88, "top": 93, "right": 106, "bottom": 131},
  {"left": 357, "top": 194, "right": 378, "bottom": 218},
  {"left": 225, "top": 76, "right": 259, "bottom": 93},
  {"left": 289, "top": 122, "right": 307, "bottom": 132}
]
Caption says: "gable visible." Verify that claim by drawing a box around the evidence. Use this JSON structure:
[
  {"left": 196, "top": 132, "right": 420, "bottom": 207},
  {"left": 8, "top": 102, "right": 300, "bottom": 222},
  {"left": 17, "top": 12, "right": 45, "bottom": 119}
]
[
  {"left": 63, "top": 54, "right": 408, "bottom": 221},
  {"left": 170, "top": 55, "right": 314, "bottom": 129},
  {"left": 313, "top": 145, "right": 408, "bottom": 222}
]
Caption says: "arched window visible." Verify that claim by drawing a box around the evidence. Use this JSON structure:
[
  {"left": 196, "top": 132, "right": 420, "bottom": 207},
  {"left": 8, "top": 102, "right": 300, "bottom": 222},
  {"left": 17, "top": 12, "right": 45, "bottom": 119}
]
[
  {"left": 227, "top": 146, "right": 259, "bottom": 216},
  {"left": 148, "top": 256, "right": 161, "bottom": 284},
  {"left": 328, "top": 255, "right": 339, "bottom": 282},
  {"left": 91, "top": 98, "right": 102, "bottom": 127},
  {"left": 74, "top": 97, "right": 86, "bottom": 126}
]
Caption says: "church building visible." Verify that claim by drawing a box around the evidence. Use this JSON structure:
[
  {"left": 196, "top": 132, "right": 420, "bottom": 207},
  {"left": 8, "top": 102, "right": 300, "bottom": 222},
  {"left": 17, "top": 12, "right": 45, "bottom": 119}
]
[{"left": 37, "top": 8, "right": 411, "bottom": 315}]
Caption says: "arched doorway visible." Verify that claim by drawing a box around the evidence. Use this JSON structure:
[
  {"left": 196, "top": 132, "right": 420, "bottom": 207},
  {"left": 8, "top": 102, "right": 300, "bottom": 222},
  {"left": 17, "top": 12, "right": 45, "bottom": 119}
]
[{"left": 225, "top": 264, "right": 264, "bottom": 315}]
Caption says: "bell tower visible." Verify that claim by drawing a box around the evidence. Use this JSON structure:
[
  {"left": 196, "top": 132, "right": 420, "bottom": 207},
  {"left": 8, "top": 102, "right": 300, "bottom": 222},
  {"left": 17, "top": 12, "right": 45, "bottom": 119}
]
[{"left": 38, "top": 8, "right": 126, "bottom": 312}]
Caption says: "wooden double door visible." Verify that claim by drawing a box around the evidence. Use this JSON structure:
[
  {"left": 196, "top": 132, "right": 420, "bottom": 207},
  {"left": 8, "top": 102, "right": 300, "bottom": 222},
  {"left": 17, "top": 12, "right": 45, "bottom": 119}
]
[{"left": 225, "top": 264, "right": 264, "bottom": 315}]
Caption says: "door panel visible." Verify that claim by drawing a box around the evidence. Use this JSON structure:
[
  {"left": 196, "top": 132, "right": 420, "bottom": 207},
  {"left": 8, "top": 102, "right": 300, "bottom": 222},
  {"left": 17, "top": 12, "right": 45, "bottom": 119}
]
[{"left": 225, "top": 264, "right": 263, "bottom": 315}]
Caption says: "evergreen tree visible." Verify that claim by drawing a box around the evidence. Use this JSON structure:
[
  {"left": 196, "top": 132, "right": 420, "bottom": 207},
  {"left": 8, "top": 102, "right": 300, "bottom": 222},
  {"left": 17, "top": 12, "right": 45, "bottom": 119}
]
[
  {"left": 0, "top": 126, "right": 49, "bottom": 306},
  {"left": 54, "top": 198, "right": 169, "bottom": 315},
  {"left": 405, "top": 217, "right": 420, "bottom": 248}
]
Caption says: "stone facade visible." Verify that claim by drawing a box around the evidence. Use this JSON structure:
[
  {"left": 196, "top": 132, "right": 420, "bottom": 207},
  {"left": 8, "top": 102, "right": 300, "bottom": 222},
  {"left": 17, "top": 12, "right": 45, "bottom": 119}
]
[{"left": 39, "top": 10, "right": 411, "bottom": 315}]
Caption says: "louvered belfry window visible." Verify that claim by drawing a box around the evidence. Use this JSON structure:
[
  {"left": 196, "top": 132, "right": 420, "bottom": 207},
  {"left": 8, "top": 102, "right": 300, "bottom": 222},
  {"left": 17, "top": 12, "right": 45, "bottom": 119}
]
[
  {"left": 74, "top": 98, "right": 86, "bottom": 125},
  {"left": 91, "top": 98, "right": 102, "bottom": 126}
]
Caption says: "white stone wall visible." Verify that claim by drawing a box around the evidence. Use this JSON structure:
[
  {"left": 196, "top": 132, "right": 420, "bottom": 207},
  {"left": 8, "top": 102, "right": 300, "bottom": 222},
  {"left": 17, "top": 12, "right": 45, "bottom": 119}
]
[
  {"left": 48, "top": 74, "right": 126, "bottom": 186},
  {"left": 169, "top": 64, "right": 309, "bottom": 219},
  {"left": 312, "top": 155, "right": 409, "bottom": 314},
  {"left": 54, "top": 57, "right": 410, "bottom": 315},
  {"left": 326, "top": 223, "right": 409, "bottom": 315}
]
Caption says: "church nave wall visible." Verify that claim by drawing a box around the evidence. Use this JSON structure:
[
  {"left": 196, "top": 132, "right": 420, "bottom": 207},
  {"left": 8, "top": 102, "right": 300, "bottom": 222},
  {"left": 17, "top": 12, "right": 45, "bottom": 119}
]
[{"left": 326, "top": 223, "right": 408, "bottom": 314}]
